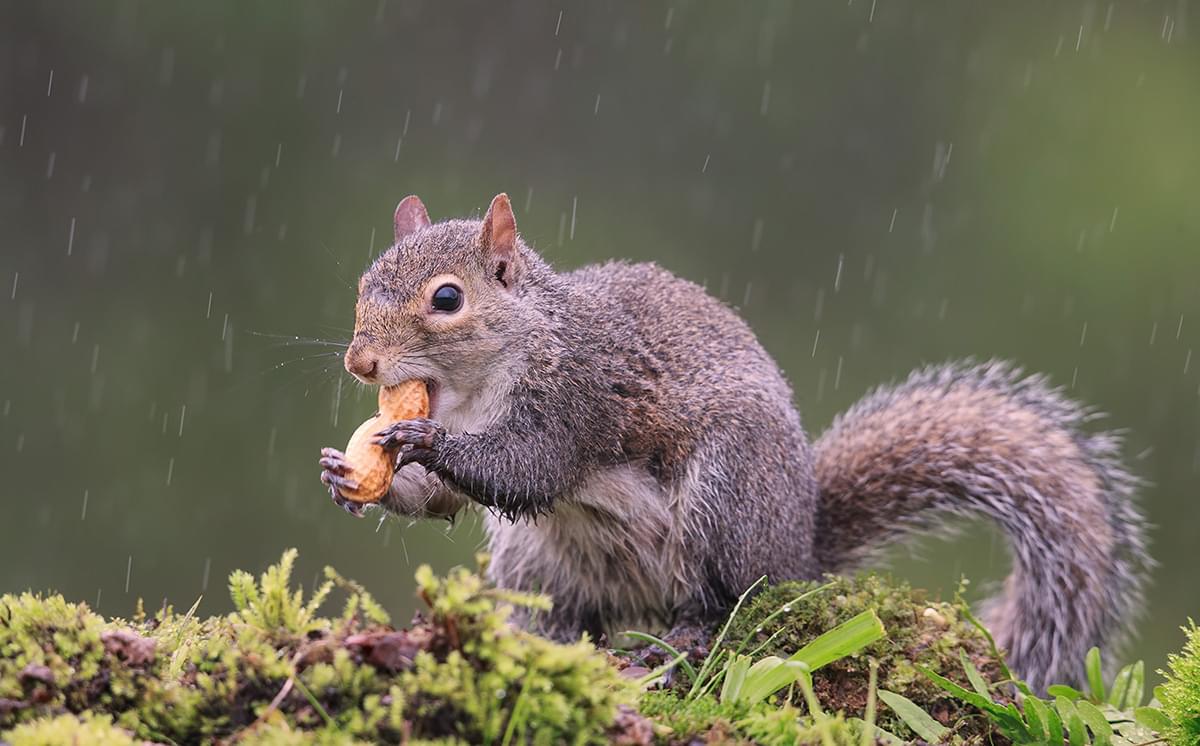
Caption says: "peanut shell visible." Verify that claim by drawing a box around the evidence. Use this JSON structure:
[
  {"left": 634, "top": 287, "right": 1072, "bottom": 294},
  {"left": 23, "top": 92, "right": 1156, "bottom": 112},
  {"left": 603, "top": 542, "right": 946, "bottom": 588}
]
[{"left": 339, "top": 379, "right": 429, "bottom": 503}]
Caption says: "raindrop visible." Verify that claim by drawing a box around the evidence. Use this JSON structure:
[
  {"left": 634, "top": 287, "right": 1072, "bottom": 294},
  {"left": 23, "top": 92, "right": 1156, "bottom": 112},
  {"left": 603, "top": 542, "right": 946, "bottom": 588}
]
[
  {"left": 1178, "top": 315, "right": 1185, "bottom": 340},
  {"left": 159, "top": 48, "right": 175, "bottom": 85},
  {"left": 46, "top": 69, "right": 54, "bottom": 96},
  {"left": 166, "top": 457, "right": 175, "bottom": 486},
  {"left": 77, "top": 75, "right": 89, "bottom": 102},
  {"left": 835, "top": 356, "right": 844, "bottom": 390},
  {"left": 206, "top": 292, "right": 213, "bottom": 319},
  {"left": 570, "top": 196, "right": 578, "bottom": 240},
  {"left": 202, "top": 557, "right": 212, "bottom": 592},
  {"left": 9, "top": 272, "right": 17, "bottom": 299},
  {"left": 811, "top": 329, "right": 820, "bottom": 357},
  {"left": 178, "top": 405, "right": 187, "bottom": 437},
  {"left": 19, "top": 115, "right": 27, "bottom": 147},
  {"left": 81, "top": 489, "right": 89, "bottom": 520},
  {"left": 554, "top": 9, "right": 563, "bottom": 36},
  {"left": 125, "top": 556, "right": 133, "bottom": 593},
  {"left": 244, "top": 195, "right": 257, "bottom": 234},
  {"left": 67, "top": 217, "right": 76, "bottom": 255},
  {"left": 701, "top": 154, "right": 710, "bottom": 173},
  {"left": 45, "top": 152, "right": 56, "bottom": 179},
  {"left": 888, "top": 208, "right": 898, "bottom": 233}
]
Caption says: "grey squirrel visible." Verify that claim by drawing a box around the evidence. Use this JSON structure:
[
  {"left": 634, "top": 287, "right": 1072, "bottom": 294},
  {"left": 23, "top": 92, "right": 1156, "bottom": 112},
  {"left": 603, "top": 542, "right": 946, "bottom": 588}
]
[{"left": 318, "top": 193, "right": 1150, "bottom": 692}]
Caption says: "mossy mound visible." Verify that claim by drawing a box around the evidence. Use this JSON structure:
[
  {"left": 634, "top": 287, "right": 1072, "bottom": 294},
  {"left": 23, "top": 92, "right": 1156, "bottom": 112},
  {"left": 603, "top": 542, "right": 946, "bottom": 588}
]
[
  {"left": 0, "top": 550, "right": 632, "bottom": 745},
  {"left": 722, "top": 574, "right": 1005, "bottom": 740},
  {"left": 625, "top": 574, "right": 1005, "bottom": 744}
]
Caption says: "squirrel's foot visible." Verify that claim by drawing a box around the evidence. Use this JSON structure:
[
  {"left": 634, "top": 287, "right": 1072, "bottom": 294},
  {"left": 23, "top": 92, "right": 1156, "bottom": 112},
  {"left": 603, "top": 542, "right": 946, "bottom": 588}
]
[
  {"left": 374, "top": 418, "right": 446, "bottom": 470},
  {"left": 319, "top": 447, "right": 365, "bottom": 517}
]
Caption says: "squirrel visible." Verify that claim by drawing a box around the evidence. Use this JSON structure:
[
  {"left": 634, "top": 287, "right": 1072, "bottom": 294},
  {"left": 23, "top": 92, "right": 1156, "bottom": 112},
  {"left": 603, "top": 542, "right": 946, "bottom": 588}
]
[{"left": 318, "top": 193, "right": 1150, "bottom": 692}]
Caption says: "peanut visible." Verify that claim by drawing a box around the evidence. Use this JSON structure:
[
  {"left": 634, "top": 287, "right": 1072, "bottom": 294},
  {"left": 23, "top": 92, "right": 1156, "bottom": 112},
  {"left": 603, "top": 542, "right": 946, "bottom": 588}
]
[{"left": 339, "top": 379, "right": 429, "bottom": 503}]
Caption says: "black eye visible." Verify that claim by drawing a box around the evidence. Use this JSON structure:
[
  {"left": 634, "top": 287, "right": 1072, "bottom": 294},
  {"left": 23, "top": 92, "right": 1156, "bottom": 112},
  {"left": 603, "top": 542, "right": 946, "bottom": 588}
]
[{"left": 431, "top": 283, "right": 463, "bottom": 313}]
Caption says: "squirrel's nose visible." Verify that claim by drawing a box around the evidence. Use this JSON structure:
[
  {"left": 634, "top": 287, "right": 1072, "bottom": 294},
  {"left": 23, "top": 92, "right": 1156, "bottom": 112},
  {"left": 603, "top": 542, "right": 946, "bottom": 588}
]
[{"left": 345, "top": 352, "right": 379, "bottom": 381}]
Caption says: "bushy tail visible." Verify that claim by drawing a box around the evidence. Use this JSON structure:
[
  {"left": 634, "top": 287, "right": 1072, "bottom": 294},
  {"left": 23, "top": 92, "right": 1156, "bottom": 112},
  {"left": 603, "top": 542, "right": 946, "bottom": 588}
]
[{"left": 813, "top": 361, "right": 1150, "bottom": 692}]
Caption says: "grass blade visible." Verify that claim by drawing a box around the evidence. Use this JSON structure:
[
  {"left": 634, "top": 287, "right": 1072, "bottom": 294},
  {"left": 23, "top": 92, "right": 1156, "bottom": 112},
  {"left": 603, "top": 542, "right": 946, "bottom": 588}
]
[
  {"left": 1075, "top": 699, "right": 1113, "bottom": 746},
  {"left": 878, "top": 689, "right": 949, "bottom": 744},
  {"left": 1126, "top": 661, "right": 1145, "bottom": 709},
  {"left": 719, "top": 653, "right": 753, "bottom": 703},
  {"left": 788, "top": 609, "right": 885, "bottom": 672},
  {"left": 1108, "top": 663, "right": 1132, "bottom": 709},
  {"left": 959, "top": 649, "right": 991, "bottom": 699},
  {"left": 1086, "top": 647, "right": 1106, "bottom": 701},
  {"left": 861, "top": 661, "right": 878, "bottom": 746},
  {"left": 1056, "top": 696, "right": 1087, "bottom": 746},
  {"left": 1024, "top": 695, "right": 1050, "bottom": 741},
  {"left": 688, "top": 575, "right": 765, "bottom": 699}
]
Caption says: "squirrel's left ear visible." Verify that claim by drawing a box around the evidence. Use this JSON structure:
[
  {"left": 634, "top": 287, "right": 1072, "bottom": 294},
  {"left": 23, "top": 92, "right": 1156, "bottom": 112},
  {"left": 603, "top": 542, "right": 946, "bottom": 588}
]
[
  {"left": 480, "top": 193, "right": 523, "bottom": 289},
  {"left": 394, "top": 195, "right": 431, "bottom": 242}
]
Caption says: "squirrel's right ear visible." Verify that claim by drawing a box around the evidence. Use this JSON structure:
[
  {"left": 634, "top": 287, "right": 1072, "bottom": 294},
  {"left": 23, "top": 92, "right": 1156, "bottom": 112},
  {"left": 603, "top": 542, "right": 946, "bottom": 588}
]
[
  {"left": 393, "top": 195, "right": 431, "bottom": 242},
  {"left": 480, "top": 193, "right": 522, "bottom": 289}
]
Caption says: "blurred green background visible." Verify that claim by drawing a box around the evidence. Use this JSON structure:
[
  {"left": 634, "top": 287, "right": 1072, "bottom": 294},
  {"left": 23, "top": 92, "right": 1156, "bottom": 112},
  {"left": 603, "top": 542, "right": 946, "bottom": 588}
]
[{"left": 1, "top": 1, "right": 1197, "bottom": 679}]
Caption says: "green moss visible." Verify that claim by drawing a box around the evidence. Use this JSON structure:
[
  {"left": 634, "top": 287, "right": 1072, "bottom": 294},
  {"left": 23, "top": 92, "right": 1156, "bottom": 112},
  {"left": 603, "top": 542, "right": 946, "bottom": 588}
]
[
  {"left": 1161, "top": 619, "right": 1200, "bottom": 746},
  {"left": 1, "top": 712, "right": 138, "bottom": 746},
  {"left": 0, "top": 550, "right": 632, "bottom": 745}
]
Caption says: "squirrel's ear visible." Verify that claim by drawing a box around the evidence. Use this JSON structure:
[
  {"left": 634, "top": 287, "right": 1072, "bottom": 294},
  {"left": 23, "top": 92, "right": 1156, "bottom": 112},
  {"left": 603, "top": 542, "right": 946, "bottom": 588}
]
[
  {"left": 393, "top": 195, "right": 431, "bottom": 242},
  {"left": 480, "top": 193, "right": 522, "bottom": 288}
]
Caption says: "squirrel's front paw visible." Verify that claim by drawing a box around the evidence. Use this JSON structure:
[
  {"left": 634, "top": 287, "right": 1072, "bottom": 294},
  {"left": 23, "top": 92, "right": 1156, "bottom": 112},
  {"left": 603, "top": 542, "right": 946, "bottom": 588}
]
[
  {"left": 374, "top": 418, "right": 446, "bottom": 471},
  {"left": 318, "top": 447, "right": 366, "bottom": 517}
]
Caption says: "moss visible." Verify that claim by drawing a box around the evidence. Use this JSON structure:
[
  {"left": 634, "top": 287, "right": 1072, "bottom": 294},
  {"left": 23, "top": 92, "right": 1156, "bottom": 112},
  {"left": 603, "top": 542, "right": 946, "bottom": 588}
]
[
  {"left": 0, "top": 550, "right": 632, "bottom": 745},
  {"left": 1161, "top": 619, "right": 1200, "bottom": 746},
  {"left": 1, "top": 712, "right": 138, "bottom": 746},
  {"left": 719, "top": 574, "right": 1004, "bottom": 741}
]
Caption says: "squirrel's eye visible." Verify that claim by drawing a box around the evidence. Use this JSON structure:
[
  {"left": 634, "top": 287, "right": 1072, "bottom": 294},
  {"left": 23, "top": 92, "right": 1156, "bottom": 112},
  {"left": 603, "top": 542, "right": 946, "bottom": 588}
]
[{"left": 431, "top": 283, "right": 463, "bottom": 313}]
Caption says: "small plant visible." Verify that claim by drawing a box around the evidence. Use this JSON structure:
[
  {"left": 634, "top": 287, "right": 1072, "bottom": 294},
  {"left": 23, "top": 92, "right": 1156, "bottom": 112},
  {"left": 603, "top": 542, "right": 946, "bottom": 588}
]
[{"left": 887, "top": 641, "right": 1173, "bottom": 745}]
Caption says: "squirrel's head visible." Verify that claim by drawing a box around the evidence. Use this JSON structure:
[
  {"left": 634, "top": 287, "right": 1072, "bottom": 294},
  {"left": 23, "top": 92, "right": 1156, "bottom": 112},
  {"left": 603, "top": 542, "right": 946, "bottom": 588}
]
[{"left": 345, "top": 193, "right": 540, "bottom": 422}]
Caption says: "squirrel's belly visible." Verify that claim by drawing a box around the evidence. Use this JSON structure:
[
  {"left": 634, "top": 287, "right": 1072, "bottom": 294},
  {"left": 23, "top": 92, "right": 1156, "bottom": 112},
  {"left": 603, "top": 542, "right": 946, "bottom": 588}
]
[{"left": 485, "top": 462, "right": 700, "bottom": 635}]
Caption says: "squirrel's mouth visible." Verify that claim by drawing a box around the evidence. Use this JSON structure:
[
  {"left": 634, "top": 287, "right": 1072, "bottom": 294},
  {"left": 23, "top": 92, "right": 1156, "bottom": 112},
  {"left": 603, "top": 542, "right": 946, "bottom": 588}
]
[{"left": 424, "top": 379, "right": 440, "bottom": 418}]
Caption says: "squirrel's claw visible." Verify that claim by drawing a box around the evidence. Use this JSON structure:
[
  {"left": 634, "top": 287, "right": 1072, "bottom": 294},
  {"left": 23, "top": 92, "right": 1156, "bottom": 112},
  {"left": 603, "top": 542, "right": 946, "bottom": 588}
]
[
  {"left": 374, "top": 418, "right": 446, "bottom": 454},
  {"left": 320, "top": 468, "right": 365, "bottom": 517},
  {"left": 319, "top": 454, "right": 352, "bottom": 474}
]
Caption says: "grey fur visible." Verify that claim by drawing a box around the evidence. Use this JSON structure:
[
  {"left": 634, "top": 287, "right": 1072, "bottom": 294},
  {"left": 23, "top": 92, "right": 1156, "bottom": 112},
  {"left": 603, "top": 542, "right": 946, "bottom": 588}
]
[{"left": 323, "top": 196, "right": 1150, "bottom": 692}]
